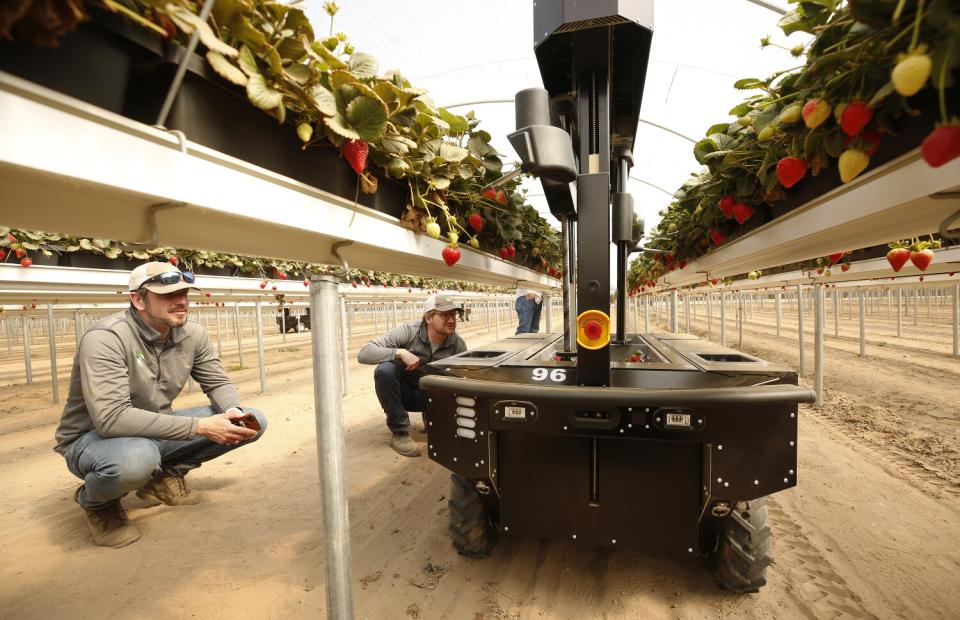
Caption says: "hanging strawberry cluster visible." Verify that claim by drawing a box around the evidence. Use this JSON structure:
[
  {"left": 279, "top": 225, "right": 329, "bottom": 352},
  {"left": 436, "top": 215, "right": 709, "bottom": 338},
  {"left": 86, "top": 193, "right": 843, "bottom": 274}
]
[{"left": 630, "top": 0, "right": 959, "bottom": 292}]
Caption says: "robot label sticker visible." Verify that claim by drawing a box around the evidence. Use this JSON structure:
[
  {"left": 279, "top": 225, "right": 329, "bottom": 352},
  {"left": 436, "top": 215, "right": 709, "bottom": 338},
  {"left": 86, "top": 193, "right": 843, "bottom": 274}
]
[
  {"left": 531, "top": 368, "right": 567, "bottom": 382},
  {"left": 575, "top": 309, "right": 611, "bottom": 350}
]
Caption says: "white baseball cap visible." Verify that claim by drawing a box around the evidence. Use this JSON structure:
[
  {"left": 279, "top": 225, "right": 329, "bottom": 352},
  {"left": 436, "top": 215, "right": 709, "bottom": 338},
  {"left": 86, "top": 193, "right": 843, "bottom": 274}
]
[
  {"left": 128, "top": 262, "right": 199, "bottom": 294},
  {"left": 423, "top": 294, "right": 463, "bottom": 314}
]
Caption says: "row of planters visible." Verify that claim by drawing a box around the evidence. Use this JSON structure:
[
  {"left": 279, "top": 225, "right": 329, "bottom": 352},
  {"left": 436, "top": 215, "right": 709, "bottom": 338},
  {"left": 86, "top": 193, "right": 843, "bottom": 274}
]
[
  {"left": 627, "top": 235, "right": 952, "bottom": 294},
  {"left": 0, "top": 228, "right": 514, "bottom": 295},
  {"left": 628, "top": 0, "right": 959, "bottom": 291},
  {"left": 0, "top": 0, "right": 561, "bottom": 274}
]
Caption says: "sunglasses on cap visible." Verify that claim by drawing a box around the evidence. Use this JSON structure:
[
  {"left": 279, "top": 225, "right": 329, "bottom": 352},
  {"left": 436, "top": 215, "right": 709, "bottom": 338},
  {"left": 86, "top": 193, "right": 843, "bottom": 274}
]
[{"left": 141, "top": 270, "right": 195, "bottom": 287}]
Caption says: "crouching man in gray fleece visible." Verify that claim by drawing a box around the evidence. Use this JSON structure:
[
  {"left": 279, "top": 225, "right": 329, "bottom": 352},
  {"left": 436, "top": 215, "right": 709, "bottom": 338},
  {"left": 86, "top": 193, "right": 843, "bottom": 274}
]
[
  {"left": 54, "top": 262, "right": 267, "bottom": 548},
  {"left": 357, "top": 294, "right": 466, "bottom": 457}
]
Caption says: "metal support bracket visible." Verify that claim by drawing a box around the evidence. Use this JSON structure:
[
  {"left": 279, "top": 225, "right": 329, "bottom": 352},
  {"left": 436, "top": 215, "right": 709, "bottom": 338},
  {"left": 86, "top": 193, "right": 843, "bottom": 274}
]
[
  {"left": 330, "top": 240, "right": 353, "bottom": 277},
  {"left": 120, "top": 201, "right": 188, "bottom": 251},
  {"left": 931, "top": 192, "right": 960, "bottom": 241}
]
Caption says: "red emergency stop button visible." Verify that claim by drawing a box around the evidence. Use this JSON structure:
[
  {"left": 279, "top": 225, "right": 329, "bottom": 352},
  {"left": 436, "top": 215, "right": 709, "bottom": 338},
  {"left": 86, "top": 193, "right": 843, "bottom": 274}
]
[
  {"left": 583, "top": 320, "right": 603, "bottom": 339},
  {"left": 576, "top": 309, "right": 610, "bottom": 350}
]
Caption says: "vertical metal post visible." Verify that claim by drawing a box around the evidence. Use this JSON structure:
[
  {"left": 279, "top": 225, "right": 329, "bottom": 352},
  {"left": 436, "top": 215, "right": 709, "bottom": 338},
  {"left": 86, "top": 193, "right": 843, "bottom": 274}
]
[
  {"left": 913, "top": 288, "right": 918, "bottom": 326},
  {"left": 545, "top": 294, "right": 552, "bottom": 334},
  {"left": 280, "top": 307, "right": 287, "bottom": 344},
  {"left": 797, "top": 285, "right": 805, "bottom": 377},
  {"left": 737, "top": 290, "right": 743, "bottom": 349},
  {"left": 392, "top": 300, "right": 398, "bottom": 328},
  {"left": 254, "top": 299, "right": 267, "bottom": 393},
  {"left": 706, "top": 293, "right": 713, "bottom": 340},
  {"left": 308, "top": 275, "right": 354, "bottom": 620},
  {"left": 926, "top": 288, "right": 931, "bottom": 318},
  {"left": 896, "top": 288, "right": 902, "bottom": 337},
  {"left": 643, "top": 296, "right": 650, "bottom": 334},
  {"left": 74, "top": 310, "right": 83, "bottom": 350},
  {"left": 47, "top": 304, "right": 59, "bottom": 404},
  {"left": 684, "top": 293, "right": 690, "bottom": 333},
  {"left": 720, "top": 292, "right": 726, "bottom": 346},
  {"left": 887, "top": 289, "right": 892, "bottom": 320},
  {"left": 833, "top": 290, "right": 839, "bottom": 337},
  {"left": 814, "top": 284, "right": 824, "bottom": 408},
  {"left": 215, "top": 308, "right": 222, "bottom": 358},
  {"left": 22, "top": 315, "right": 32, "bottom": 385},
  {"left": 671, "top": 290, "right": 679, "bottom": 334},
  {"left": 340, "top": 296, "right": 349, "bottom": 396},
  {"left": 234, "top": 301, "right": 244, "bottom": 368},
  {"left": 858, "top": 291, "right": 866, "bottom": 357},
  {"left": 775, "top": 292, "right": 782, "bottom": 338},
  {"left": 495, "top": 298, "right": 501, "bottom": 340},
  {"left": 953, "top": 284, "right": 959, "bottom": 357}
]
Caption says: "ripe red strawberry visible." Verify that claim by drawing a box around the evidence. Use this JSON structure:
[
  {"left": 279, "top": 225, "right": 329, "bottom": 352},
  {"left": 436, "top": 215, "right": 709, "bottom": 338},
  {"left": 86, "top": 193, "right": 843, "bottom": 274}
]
[
  {"left": 886, "top": 247, "right": 911, "bottom": 272},
  {"left": 499, "top": 247, "right": 510, "bottom": 259},
  {"left": 718, "top": 196, "right": 736, "bottom": 219},
  {"left": 15, "top": 247, "right": 26, "bottom": 259},
  {"left": 840, "top": 263, "right": 850, "bottom": 272},
  {"left": 629, "top": 354, "right": 640, "bottom": 362},
  {"left": 921, "top": 124, "right": 960, "bottom": 168},
  {"left": 351, "top": 281, "right": 357, "bottom": 288},
  {"left": 506, "top": 244, "right": 516, "bottom": 258},
  {"left": 828, "top": 252, "right": 844, "bottom": 265},
  {"left": 441, "top": 245, "right": 461, "bottom": 267},
  {"left": 910, "top": 248, "right": 934, "bottom": 271},
  {"left": 468, "top": 212, "right": 483, "bottom": 232},
  {"left": 482, "top": 188, "right": 497, "bottom": 201},
  {"left": 679, "top": 260, "right": 687, "bottom": 269},
  {"left": 168, "top": 255, "right": 178, "bottom": 265},
  {"left": 204, "top": 291, "right": 212, "bottom": 297},
  {"left": 840, "top": 101, "right": 873, "bottom": 136},
  {"left": 0, "top": 249, "right": 5, "bottom": 260},
  {"left": 343, "top": 139, "right": 369, "bottom": 175},
  {"left": 496, "top": 191, "right": 508, "bottom": 206},
  {"left": 816, "top": 267, "right": 824, "bottom": 275},
  {"left": 20, "top": 257, "right": 32, "bottom": 267},
  {"left": 709, "top": 228, "right": 726, "bottom": 246},
  {"left": 732, "top": 202, "right": 754, "bottom": 224},
  {"left": 278, "top": 271, "right": 288, "bottom": 280},
  {"left": 259, "top": 280, "right": 268, "bottom": 289},
  {"left": 303, "top": 279, "right": 310, "bottom": 287},
  {"left": 777, "top": 157, "right": 807, "bottom": 188}
]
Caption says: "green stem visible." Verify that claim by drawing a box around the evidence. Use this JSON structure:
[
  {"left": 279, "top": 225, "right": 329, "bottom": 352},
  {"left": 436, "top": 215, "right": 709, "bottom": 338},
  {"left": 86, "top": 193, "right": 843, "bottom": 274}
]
[
  {"left": 909, "top": 0, "right": 925, "bottom": 51},
  {"left": 892, "top": 0, "right": 908, "bottom": 25},
  {"left": 937, "top": 39, "right": 952, "bottom": 123}
]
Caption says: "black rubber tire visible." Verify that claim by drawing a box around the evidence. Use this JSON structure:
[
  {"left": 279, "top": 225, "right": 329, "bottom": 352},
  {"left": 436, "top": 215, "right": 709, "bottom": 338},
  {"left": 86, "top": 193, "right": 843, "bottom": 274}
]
[
  {"left": 713, "top": 498, "right": 772, "bottom": 593},
  {"left": 447, "top": 474, "right": 497, "bottom": 558}
]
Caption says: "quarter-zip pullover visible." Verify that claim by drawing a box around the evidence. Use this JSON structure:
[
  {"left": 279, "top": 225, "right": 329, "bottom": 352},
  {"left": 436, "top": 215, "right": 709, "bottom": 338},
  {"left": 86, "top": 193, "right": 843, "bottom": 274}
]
[{"left": 54, "top": 308, "right": 241, "bottom": 454}]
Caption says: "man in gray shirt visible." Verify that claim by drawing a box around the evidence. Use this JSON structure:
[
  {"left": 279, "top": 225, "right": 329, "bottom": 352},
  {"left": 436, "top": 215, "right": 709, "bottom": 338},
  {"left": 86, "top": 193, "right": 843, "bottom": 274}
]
[
  {"left": 55, "top": 262, "right": 267, "bottom": 548},
  {"left": 358, "top": 294, "right": 466, "bottom": 457}
]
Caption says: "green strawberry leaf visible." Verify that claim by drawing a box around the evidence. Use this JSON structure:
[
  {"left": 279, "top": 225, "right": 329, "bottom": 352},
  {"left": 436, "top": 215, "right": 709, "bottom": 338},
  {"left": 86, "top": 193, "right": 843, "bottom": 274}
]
[
  {"left": 326, "top": 113, "right": 361, "bottom": 140},
  {"left": 439, "top": 143, "right": 469, "bottom": 162},
  {"left": 246, "top": 74, "right": 283, "bottom": 110},
  {"left": 348, "top": 52, "right": 378, "bottom": 78},
  {"left": 206, "top": 50, "right": 248, "bottom": 86},
  {"left": 310, "top": 83, "right": 338, "bottom": 116},
  {"left": 346, "top": 96, "right": 388, "bottom": 142}
]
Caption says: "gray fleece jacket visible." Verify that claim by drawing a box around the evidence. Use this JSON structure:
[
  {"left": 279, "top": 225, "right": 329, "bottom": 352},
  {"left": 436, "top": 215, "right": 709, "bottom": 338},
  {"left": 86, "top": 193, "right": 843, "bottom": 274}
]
[
  {"left": 357, "top": 321, "right": 467, "bottom": 366},
  {"left": 54, "top": 308, "right": 241, "bottom": 454}
]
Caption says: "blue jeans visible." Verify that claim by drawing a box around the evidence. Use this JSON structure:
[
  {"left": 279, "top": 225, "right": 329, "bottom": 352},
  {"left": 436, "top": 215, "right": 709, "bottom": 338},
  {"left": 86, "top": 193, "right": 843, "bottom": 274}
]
[
  {"left": 373, "top": 362, "right": 428, "bottom": 433},
  {"left": 515, "top": 297, "right": 542, "bottom": 334},
  {"left": 64, "top": 406, "right": 267, "bottom": 510}
]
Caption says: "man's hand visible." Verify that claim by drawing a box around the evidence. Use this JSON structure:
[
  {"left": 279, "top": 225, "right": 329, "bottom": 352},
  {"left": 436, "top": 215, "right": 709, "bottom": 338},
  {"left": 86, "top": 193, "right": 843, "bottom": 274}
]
[
  {"left": 197, "top": 411, "right": 257, "bottom": 445},
  {"left": 396, "top": 349, "right": 421, "bottom": 371}
]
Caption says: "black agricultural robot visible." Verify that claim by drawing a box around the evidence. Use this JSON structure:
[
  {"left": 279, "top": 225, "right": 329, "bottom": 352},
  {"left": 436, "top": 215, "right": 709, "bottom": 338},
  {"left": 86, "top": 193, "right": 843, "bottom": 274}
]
[{"left": 420, "top": 0, "right": 815, "bottom": 592}]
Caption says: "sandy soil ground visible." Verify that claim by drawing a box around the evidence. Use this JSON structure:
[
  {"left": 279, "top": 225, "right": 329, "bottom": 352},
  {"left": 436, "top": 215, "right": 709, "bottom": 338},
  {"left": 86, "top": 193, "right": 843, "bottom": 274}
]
[{"left": 0, "top": 301, "right": 958, "bottom": 619}]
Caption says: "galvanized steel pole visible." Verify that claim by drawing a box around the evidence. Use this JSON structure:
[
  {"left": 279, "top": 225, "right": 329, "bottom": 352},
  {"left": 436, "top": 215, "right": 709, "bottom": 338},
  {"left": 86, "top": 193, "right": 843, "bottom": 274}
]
[
  {"left": 833, "top": 289, "right": 839, "bottom": 337},
  {"left": 896, "top": 288, "right": 902, "bottom": 337},
  {"left": 858, "top": 291, "right": 866, "bottom": 357},
  {"left": 254, "top": 299, "right": 266, "bottom": 393},
  {"left": 22, "top": 315, "right": 32, "bottom": 385},
  {"left": 814, "top": 284, "right": 824, "bottom": 408},
  {"left": 953, "top": 284, "right": 959, "bottom": 357},
  {"left": 737, "top": 290, "right": 743, "bottom": 349},
  {"left": 720, "top": 292, "right": 726, "bottom": 346},
  {"left": 684, "top": 293, "right": 690, "bottom": 333},
  {"left": 234, "top": 301, "right": 244, "bottom": 368},
  {"left": 706, "top": 293, "right": 713, "bottom": 340},
  {"left": 545, "top": 294, "right": 552, "bottom": 334},
  {"left": 671, "top": 290, "right": 679, "bottom": 334},
  {"left": 643, "top": 296, "right": 650, "bottom": 334},
  {"left": 215, "top": 308, "right": 222, "bottom": 358},
  {"left": 47, "top": 304, "right": 59, "bottom": 404},
  {"left": 796, "top": 285, "right": 805, "bottom": 377},
  {"left": 340, "top": 296, "right": 349, "bottom": 396},
  {"left": 309, "top": 275, "right": 354, "bottom": 620},
  {"left": 775, "top": 291, "right": 782, "bottom": 338}
]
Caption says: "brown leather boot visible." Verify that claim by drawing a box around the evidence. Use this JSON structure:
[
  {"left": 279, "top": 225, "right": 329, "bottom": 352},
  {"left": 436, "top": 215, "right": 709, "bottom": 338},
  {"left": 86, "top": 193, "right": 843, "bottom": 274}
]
[
  {"left": 390, "top": 432, "right": 421, "bottom": 457},
  {"left": 77, "top": 492, "right": 140, "bottom": 548},
  {"left": 136, "top": 472, "right": 196, "bottom": 506}
]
